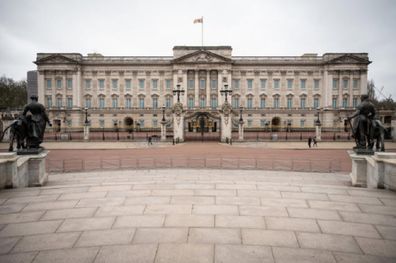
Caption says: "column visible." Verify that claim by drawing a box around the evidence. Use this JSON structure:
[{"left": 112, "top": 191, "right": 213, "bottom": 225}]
[
  {"left": 239, "top": 120, "right": 244, "bottom": 141},
  {"left": 75, "top": 67, "right": 82, "bottom": 107},
  {"left": 360, "top": 70, "right": 368, "bottom": 94},
  {"left": 160, "top": 120, "right": 167, "bottom": 141},
  {"left": 206, "top": 70, "right": 210, "bottom": 107},
  {"left": 195, "top": 70, "right": 199, "bottom": 107},
  {"left": 37, "top": 71, "right": 45, "bottom": 104}
]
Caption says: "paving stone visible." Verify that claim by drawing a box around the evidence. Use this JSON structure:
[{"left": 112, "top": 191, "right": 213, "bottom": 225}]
[
  {"left": 217, "top": 184, "right": 257, "bottom": 190},
  {"left": 189, "top": 228, "right": 241, "bottom": 244},
  {"left": 151, "top": 190, "right": 194, "bottom": 196},
  {"left": 266, "top": 217, "right": 320, "bottom": 232},
  {"left": 113, "top": 215, "right": 164, "bottom": 227},
  {"left": 144, "top": 205, "right": 191, "bottom": 214},
  {"left": 300, "top": 187, "right": 348, "bottom": 195},
  {"left": 287, "top": 207, "right": 341, "bottom": 220},
  {"left": 106, "top": 190, "right": 151, "bottom": 197},
  {"left": 0, "top": 236, "right": 19, "bottom": 253},
  {"left": 57, "top": 217, "right": 114, "bottom": 232},
  {"left": 76, "top": 228, "right": 135, "bottom": 247},
  {"left": 174, "top": 184, "right": 215, "bottom": 190},
  {"left": 133, "top": 184, "right": 175, "bottom": 190},
  {"left": 318, "top": 220, "right": 381, "bottom": 238},
  {"left": 0, "top": 220, "right": 62, "bottom": 237},
  {"left": 217, "top": 196, "right": 260, "bottom": 206},
  {"left": 376, "top": 225, "right": 396, "bottom": 240},
  {"left": 328, "top": 194, "right": 382, "bottom": 205},
  {"left": 5, "top": 194, "right": 60, "bottom": 204},
  {"left": 380, "top": 198, "right": 396, "bottom": 207},
  {"left": 95, "top": 205, "right": 144, "bottom": 216},
  {"left": 260, "top": 198, "right": 308, "bottom": 208},
  {"left": 0, "top": 252, "right": 37, "bottom": 263},
  {"left": 124, "top": 196, "right": 170, "bottom": 205},
  {"left": 23, "top": 201, "right": 78, "bottom": 212},
  {"left": 156, "top": 243, "right": 213, "bottom": 263},
  {"left": 0, "top": 203, "right": 28, "bottom": 214},
  {"left": 272, "top": 247, "right": 336, "bottom": 263},
  {"left": 359, "top": 204, "right": 396, "bottom": 216},
  {"left": 257, "top": 184, "right": 300, "bottom": 192},
  {"left": 281, "top": 192, "right": 329, "bottom": 200},
  {"left": 216, "top": 216, "right": 265, "bottom": 228},
  {"left": 242, "top": 229, "right": 298, "bottom": 247},
  {"left": 308, "top": 200, "right": 360, "bottom": 212},
  {"left": 133, "top": 228, "right": 187, "bottom": 243},
  {"left": 12, "top": 232, "right": 80, "bottom": 252},
  {"left": 171, "top": 196, "right": 214, "bottom": 205},
  {"left": 340, "top": 211, "right": 396, "bottom": 226},
  {"left": 297, "top": 232, "right": 361, "bottom": 253},
  {"left": 88, "top": 185, "right": 132, "bottom": 192},
  {"left": 39, "top": 187, "right": 89, "bottom": 195},
  {"left": 238, "top": 190, "right": 281, "bottom": 198},
  {"left": 41, "top": 208, "right": 97, "bottom": 220},
  {"left": 348, "top": 190, "right": 396, "bottom": 199},
  {"left": 195, "top": 189, "right": 237, "bottom": 196},
  {"left": 239, "top": 206, "right": 288, "bottom": 217},
  {"left": 216, "top": 244, "right": 273, "bottom": 263},
  {"left": 95, "top": 244, "right": 157, "bottom": 263},
  {"left": 192, "top": 205, "right": 238, "bottom": 215},
  {"left": 0, "top": 190, "right": 40, "bottom": 199},
  {"left": 333, "top": 252, "right": 396, "bottom": 263},
  {"left": 34, "top": 247, "right": 99, "bottom": 263},
  {"left": 76, "top": 197, "right": 125, "bottom": 208},
  {"left": 356, "top": 237, "right": 396, "bottom": 257},
  {"left": 165, "top": 215, "right": 214, "bottom": 227},
  {"left": 58, "top": 191, "right": 107, "bottom": 200},
  {"left": 0, "top": 211, "right": 44, "bottom": 224}
]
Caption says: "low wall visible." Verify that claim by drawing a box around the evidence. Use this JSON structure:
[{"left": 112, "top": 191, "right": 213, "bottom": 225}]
[{"left": 0, "top": 151, "right": 48, "bottom": 189}]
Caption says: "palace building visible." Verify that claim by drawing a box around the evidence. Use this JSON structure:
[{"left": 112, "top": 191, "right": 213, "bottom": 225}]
[{"left": 34, "top": 46, "right": 371, "bottom": 139}]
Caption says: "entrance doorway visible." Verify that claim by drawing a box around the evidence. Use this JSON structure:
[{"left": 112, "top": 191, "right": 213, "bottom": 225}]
[{"left": 185, "top": 112, "right": 220, "bottom": 141}]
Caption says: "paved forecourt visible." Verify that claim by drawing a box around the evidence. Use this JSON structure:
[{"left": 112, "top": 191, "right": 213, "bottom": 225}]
[{"left": 0, "top": 169, "right": 396, "bottom": 263}]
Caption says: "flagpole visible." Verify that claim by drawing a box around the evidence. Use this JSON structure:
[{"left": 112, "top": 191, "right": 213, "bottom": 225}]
[{"left": 201, "top": 16, "right": 204, "bottom": 47}]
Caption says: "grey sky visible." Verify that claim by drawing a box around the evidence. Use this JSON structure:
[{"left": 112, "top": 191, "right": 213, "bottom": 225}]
[{"left": 1, "top": 0, "right": 395, "bottom": 99}]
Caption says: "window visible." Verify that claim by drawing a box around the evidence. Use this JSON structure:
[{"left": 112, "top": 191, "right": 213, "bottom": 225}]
[
  {"left": 166, "top": 79, "right": 172, "bottom": 90},
  {"left": 332, "top": 78, "right": 339, "bottom": 89},
  {"left": 112, "top": 79, "right": 118, "bottom": 91},
  {"left": 273, "top": 97, "right": 279, "bottom": 109},
  {"left": 99, "top": 97, "right": 105, "bottom": 109},
  {"left": 139, "top": 79, "right": 145, "bottom": 90},
  {"left": 353, "top": 79, "right": 360, "bottom": 89},
  {"left": 46, "top": 96, "right": 52, "bottom": 107},
  {"left": 260, "top": 79, "right": 267, "bottom": 90},
  {"left": 300, "top": 79, "right": 306, "bottom": 90},
  {"left": 67, "top": 78, "right": 72, "bottom": 90},
  {"left": 188, "top": 97, "right": 194, "bottom": 109},
  {"left": 152, "top": 79, "right": 158, "bottom": 91},
  {"left": 260, "top": 97, "right": 266, "bottom": 108},
  {"left": 247, "top": 79, "right": 253, "bottom": 91},
  {"left": 232, "top": 79, "right": 240, "bottom": 90},
  {"left": 210, "top": 79, "right": 217, "bottom": 90},
  {"left": 342, "top": 97, "right": 348, "bottom": 108},
  {"left": 166, "top": 97, "right": 172, "bottom": 108},
  {"left": 260, "top": 120, "right": 267, "bottom": 127},
  {"left": 247, "top": 120, "right": 253, "bottom": 127},
  {"left": 200, "top": 97, "right": 206, "bottom": 108},
  {"left": 314, "top": 79, "right": 320, "bottom": 90},
  {"left": 287, "top": 79, "right": 293, "bottom": 90},
  {"left": 300, "top": 97, "right": 306, "bottom": 109},
  {"left": 300, "top": 119, "right": 305, "bottom": 128},
  {"left": 85, "top": 97, "right": 91, "bottom": 108},
  {"left": 112, "top": 97, "right": 118, "bottom": 108},
  {"left": 125, "top": 97, "right": 132, "bottom": 108},
  {"left": 56, "top": 79, "right": 62, "bottom": 89},
  {"left": 211, "top": 96, "right": 217, "bottom": 109},
  {"left": 85, "top": 79, "right": 91, "bottom": 90},
  {"left": 139, "top": 97, "right": 145, "bottom": 109},
  {"left": 99, "top": 119, "right": 105, "bottom": 128},
  {"left": 273, "top": 79, "right": 280, "bottom": 89},
  {"left": 313, "top": 97, "right": 319, "bottom": 109},
  {"left": 332, "top": 97, "right": 337, "bottom": 108},
  {"left": 46, "top": 79, "right": 52, "bottom": 89},
  {"left": 188, "top": 79, "right": 194, "bottom": 89},
  {"left": 98, "top": 79, "right": 105, "bottom": 90},
  {"left": 199, "top": 79, "right": 206, "bottom": 89},
  {"left": 246, "top": 97, "right": 253, "bottom": 109},
  {"left": 152, "top": 97, "right": 158, "bottom": 109},
  {"left": 343, "top": 79, "right": 349, "bottom": 89},
  {"left": 287, "top": 97, "right": 293, "bottom": 109},
  {"left": 56, "top": 97, "right": 62, "bottom": 108},
  {"left": 353, "top": 97, "right": 358, "bottom": 108},
  {"left": 139, "top": 119, "right": 145, "bottom": 128},
  {"left": 232, "top": 97, "right": 239, "bottom": 108},
  {"left": 152, "top": 120, "right": 158, "bottom": 128},
  {"left": 125, "top": 79, "right": 131, "bottom": 91}
]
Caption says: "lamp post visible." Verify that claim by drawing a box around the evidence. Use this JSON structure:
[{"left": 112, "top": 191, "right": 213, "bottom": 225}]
[
  {"left": 162, "top": 105, "right": 166, "bottom": 122},
  {"left": 220, "top": 84, "right": 233, "bottom": 103},
  {"left": 160, "top": 105, "right": 167, "bottom": 141},
  {"left": 83, "top": 107, "right": 90, "bottom": 141},
  {"left": 238, "top": 105, "right": 244, "bottom": 141},
  {"left": 315, "top": 108, "right": 322, "bottom": 140},
  {"left": 84, "top": 107, "right": 89, "bottom": 124},
  {"left": 173, "top": 84, "right": 185, "bottom": 103}
]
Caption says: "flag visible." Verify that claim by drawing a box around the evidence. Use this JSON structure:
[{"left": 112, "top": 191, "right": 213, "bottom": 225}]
[{"left": 193, "top": 17, "right": 203, "bottom": 24}]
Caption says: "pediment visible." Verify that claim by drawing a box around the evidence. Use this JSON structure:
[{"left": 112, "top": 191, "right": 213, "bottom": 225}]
[
  {"left": 35, "top": 54, "right": 80, "bottom": 65},
  {"left": 327, "top": 54, "right": 370, "bottom": 65},
  {"left": 173, "top": 50, "right": 231, "bottom": 64}
]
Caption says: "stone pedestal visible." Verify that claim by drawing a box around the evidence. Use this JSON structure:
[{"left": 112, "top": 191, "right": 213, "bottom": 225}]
[
  {"left": 0, "top": 151, "right": 48, "bottom": 189},
  {"left": 315, "top": 125, "right": 321, "bottom": 140},
  {"left": 160, "top": 121, "right": 167, "bottom": 142},
  {"left": 220, "top": 114, "right": 232, "bottom": 142},
  {"left": 83, "top": 125, "right": 90, "bottom": 141},
  {"left": 173, "top": 114, "right": 184, "bottom": 142},
  {"left": 348, "top": 151, "right": 368, "bottom": 187},
  {"left": 238, "top": 121, "right": 244, "bottom": 141}
]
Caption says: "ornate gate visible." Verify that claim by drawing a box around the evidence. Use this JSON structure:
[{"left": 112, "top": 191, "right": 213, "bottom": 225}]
[{"left": 184, "top": 111, "right": 221, "bottom": 141}]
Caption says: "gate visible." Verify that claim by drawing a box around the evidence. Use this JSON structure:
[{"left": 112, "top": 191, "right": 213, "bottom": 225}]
[{"left": 184, "top": 111, "right": 221, "bottom": 141}]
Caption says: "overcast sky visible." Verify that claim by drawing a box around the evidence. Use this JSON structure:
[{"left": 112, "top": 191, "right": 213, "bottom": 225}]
[{"left": 0, "top": 0, "right": 395, "bottom": 99}]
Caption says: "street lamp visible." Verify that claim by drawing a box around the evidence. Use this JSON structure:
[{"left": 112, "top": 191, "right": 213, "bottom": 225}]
[
  {"left": 162, "top": 105, "right": 166, "bottom": 122},
  {"left": 315, "top": 109, "right": 321, "bottom": 126},
  {"left": 220, "top": 84, "right": 233, "bottom": 102},
  {"left": 239, "top": 105, "right": 243, "bottom": 122},
  {"left": 84, "top": 107, "right": 89, "bottom": 124},
  {"left": 173, "top": 84, "right": 185, "bottom": 103}
]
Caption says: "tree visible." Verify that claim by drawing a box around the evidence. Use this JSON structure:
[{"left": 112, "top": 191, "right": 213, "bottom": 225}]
[
  {"left": 0, "top": 75, "right": 27, "bottom": 110},
  {"left": 367, "top": 79, "right": 377, "bottom": 102},
  {"left": 367, "top": 79, "right": 396, "bottom": 110}
]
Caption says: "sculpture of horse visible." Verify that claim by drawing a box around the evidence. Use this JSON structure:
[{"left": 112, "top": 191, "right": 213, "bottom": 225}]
[{"left": 0, "top": 116, "right": 29, "bottom": 152}]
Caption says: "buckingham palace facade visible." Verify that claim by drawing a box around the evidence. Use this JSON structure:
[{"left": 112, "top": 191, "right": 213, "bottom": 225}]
[{"left": 34, "top": 46, "right": 370, "bottom": 133}]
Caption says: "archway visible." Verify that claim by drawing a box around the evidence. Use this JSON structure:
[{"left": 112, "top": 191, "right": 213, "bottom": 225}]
[{"left": 184, "top": 111, "right": 220, "bottom": 141}]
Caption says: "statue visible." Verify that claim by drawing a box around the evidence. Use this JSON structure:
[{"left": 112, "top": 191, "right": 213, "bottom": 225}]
[{"left": 347, "top": 94, "right": 376, "bottom": 153}]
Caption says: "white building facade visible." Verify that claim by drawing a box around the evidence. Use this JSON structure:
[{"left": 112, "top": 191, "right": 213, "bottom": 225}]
[{"left": 34, "top": 46, "right": 370, "bottom": 136}]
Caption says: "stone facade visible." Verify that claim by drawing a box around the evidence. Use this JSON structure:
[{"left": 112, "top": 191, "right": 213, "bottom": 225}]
[{"left": 34, "top": 46, "right": 371, "bottom": 132}]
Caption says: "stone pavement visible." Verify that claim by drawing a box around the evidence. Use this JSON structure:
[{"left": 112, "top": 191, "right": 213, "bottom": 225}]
[{"left": 0, "top": 169, "right": 396, "bottom": 263}]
